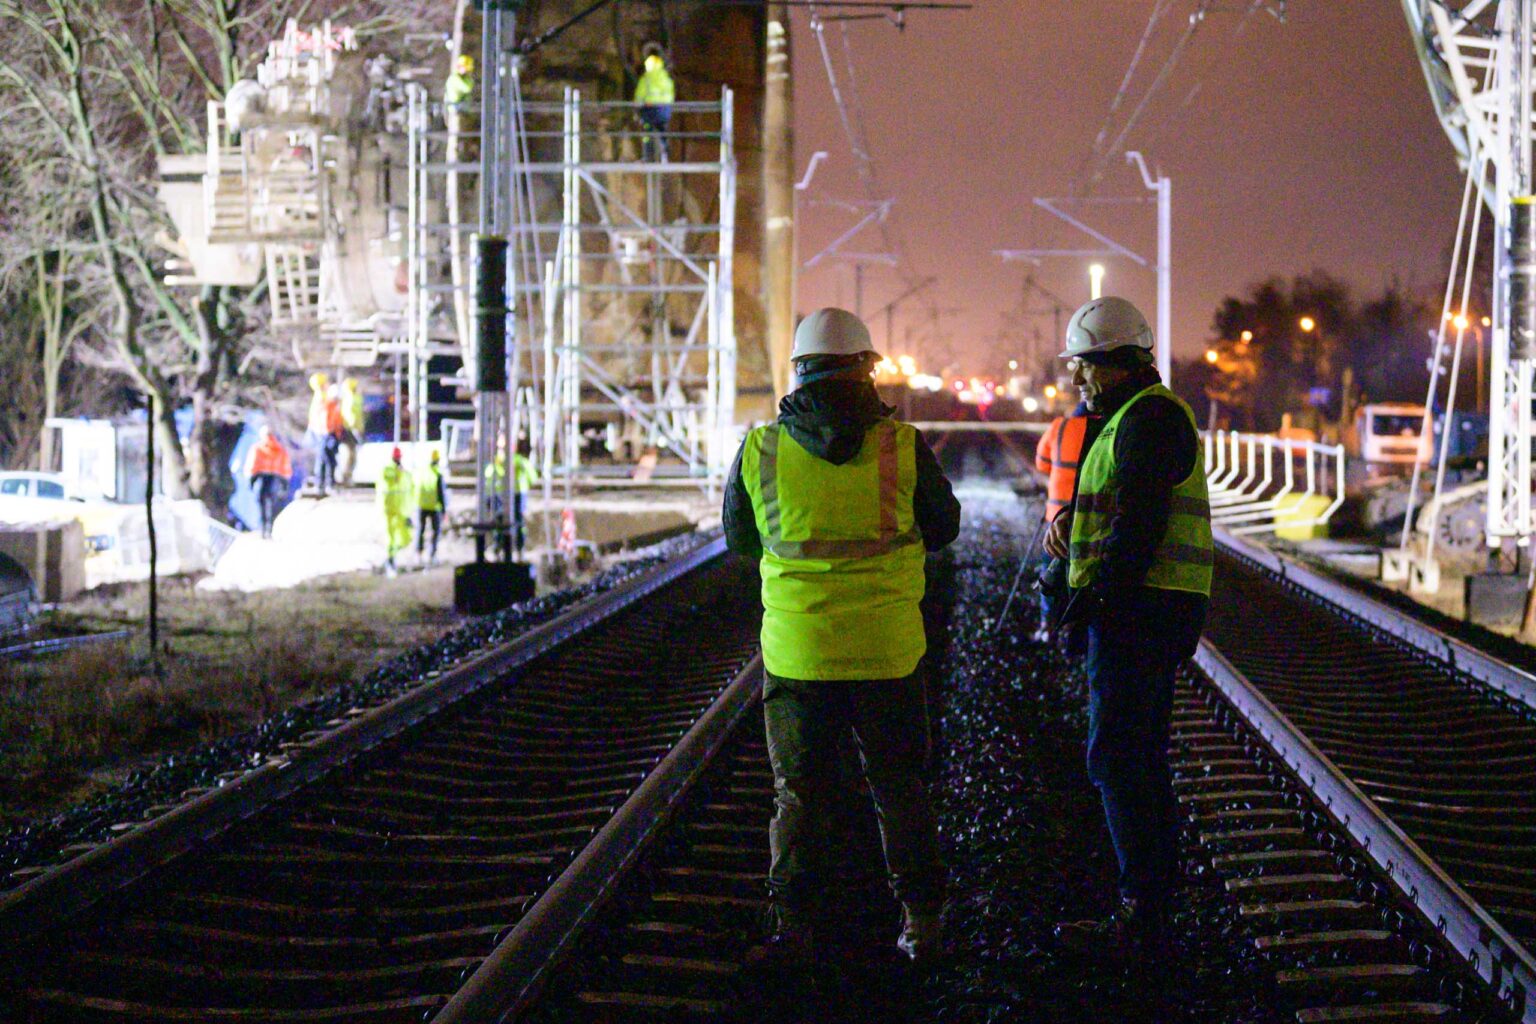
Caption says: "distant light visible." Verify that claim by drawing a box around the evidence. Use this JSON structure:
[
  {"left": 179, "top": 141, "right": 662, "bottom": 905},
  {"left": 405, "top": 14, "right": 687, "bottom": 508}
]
[
  {"left": 1008, "top": 359, "right": 1018, "bottom": 371},
  {"left": 1482, "top": 316, "right": 1493, "bottom": 327},
  {"left": 1240, "top": 330, "right": 1253, "bottom": 342},
  {"left": 1298, "top": 316, "right": 1316, "bottom": 333},
  {"left": 1088, "top": 263, "right": 1106, "bottom": 301},
  {"left": 953, "top": 380, "right": 965, "bottom": 391},
  {"left": 1204, "top": 348, "right": 1219, "bottom": 365},
  {"left": 1453, "top": 314, "right": 1470, "bottom": 331},
  {"left": 909, "top": 374, "right": 945, "bottom": 392},
  {"left": 1022, "top": 397, "right": 1040, "bottom": 413},
  {"left": 1044, "top": 384, "right": 1059, "bottom": 399},
  {"left": 896, "top": 354, "right": 917, "bottom": 376}
]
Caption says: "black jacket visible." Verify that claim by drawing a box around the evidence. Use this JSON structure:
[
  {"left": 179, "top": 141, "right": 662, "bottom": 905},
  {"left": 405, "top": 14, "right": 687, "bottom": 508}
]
[
  {"left": 723, "top": 379, "right": 961, "bottom": 559},
  {"left": 1075, "top": 365, "right": 1199, "bottom": 595}
]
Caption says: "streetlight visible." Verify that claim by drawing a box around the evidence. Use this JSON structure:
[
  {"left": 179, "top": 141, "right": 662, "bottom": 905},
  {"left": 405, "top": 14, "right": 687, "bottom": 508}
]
[
  {"left": 1204, "top": 348, "right": 1219, "bottom": 365},
  {"left": 1298, "top": 315, "right": 1316, "bottom": 333},
  {"left": 1240, "top": 329, "right": 1253, "bottom": 343},
  {"left": 1088, "top": 263, "right": 1106, "bottom": 300}
]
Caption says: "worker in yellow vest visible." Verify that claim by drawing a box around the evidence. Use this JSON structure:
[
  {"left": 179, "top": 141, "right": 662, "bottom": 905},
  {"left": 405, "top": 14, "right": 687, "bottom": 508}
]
[
  {"left": 723, "top": 307, "right": 960, "bottom": 966},
  {"left": 376, "top": 446, "right": 413, "bottom": 577},
  {"left": 632, "top": 47, "right": 675, "bottom": 160},
  {"left": 444, "top": 54, "right": 475, "bottom": 109},
  {"left": 1043, "top": 297, "right": 1212, "bottom": 968},
  {"left": 415, "top": 449, "right": 446, "bottom": 565}
]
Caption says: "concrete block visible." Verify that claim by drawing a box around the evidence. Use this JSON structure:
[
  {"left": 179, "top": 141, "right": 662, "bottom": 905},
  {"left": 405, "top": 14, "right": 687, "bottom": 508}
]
[
  {"left": 1464, "top": 572, "right": 1527, "bottom": 629},
  {"left": 0, "top": 520, "right": 85, "bottom": 602}
]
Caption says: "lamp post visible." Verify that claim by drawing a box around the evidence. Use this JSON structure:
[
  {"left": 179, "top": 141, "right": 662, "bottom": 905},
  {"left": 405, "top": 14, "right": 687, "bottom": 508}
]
[{"left": 1088, "top": 263, "right": 1105, "bottom": 301}]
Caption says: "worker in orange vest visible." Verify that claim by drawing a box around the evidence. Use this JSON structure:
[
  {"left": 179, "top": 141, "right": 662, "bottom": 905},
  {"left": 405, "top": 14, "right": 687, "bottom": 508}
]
[
  {"left": 1033, "top": 401, "right": 1099, "bottom": 637},
  {"left": 246, "top": 425, "right": 294, "bottom": 539}
]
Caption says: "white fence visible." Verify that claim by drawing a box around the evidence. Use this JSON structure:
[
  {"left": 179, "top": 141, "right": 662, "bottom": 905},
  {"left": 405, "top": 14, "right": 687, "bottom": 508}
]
[{"left": 1203, "top": 430, "right": 1346, "bottom": 537}]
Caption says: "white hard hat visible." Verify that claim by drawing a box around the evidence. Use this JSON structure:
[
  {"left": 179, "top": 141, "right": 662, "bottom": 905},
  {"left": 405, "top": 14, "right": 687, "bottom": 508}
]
[
  {"left": 1059, "top": 297, "right": 1154, "bottom": 359},
  {"left": 791, "top": 308, "right": 878, "bottom": 361}
]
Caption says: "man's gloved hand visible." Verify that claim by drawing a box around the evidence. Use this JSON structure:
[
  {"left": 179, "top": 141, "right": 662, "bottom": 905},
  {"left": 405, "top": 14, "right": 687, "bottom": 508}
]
[{"left": 1043, "top": 511, "right": 1072, "bottom": 560}]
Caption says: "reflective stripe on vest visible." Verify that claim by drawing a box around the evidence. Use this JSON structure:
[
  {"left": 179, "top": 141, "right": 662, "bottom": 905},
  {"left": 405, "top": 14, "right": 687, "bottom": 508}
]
[
  {"left": 757, "top": 422, "right": 923, "bottom": 560},
  {"left": 1067, "top": 383, "right": 1213, "bottom": 595},
  {"left": 1045, "top": 415, "right": 1090, "bottom": 518}
]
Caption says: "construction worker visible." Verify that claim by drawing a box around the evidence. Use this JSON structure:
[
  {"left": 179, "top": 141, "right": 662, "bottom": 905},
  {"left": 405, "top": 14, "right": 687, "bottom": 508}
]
[
  {"left": 723, "top": 308, "right": 961, "bottom": 966},
  {"left": 305, "top": 372, "right": 333, "bottom": 495},
  {"left": 376, "top": 446, "right": 413, "bottom": 576},
  {"left": 245, "top": 425, "right": 292, "bottom": 540},
  {"left": 337, "top": 378, "right": 365, "bottom": 486},
  {"left": 1033, "top": 401, "right": 1099, "bottom": 638},
  {"left": 416, "top": 449, "right": 446, "bottom": 564},
  {"left": 633, "top": 48, "right": 675, "bottom": 160},
  {"left": 1044, "top": 298, "right": 1212, "bottom": 967},
  {"left": 511, "top": 445, "right": 539, "bottom": 556},
  {"left": 444, "top": 53, "right": 475, "bottom": 109}
]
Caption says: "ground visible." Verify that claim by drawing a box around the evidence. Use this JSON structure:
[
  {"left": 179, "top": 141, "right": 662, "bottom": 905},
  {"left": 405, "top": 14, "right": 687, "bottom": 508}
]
[{"left": 0, "top": 565, "right": 463, "bottom": 826}]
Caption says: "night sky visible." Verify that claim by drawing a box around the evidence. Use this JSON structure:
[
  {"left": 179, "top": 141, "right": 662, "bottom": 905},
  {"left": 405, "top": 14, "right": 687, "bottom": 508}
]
[{"left": 790, "top": 1, "right": 1466, "bottom": 377}]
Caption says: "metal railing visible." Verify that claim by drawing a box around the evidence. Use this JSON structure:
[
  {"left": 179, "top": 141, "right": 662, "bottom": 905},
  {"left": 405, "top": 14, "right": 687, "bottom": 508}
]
[{"left": 1202, "top": 430, "right": 1346, "bottom": 536}]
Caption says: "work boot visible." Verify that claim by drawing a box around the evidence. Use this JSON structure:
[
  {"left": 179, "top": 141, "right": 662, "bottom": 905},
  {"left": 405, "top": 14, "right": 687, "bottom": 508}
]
[
  {"left": 1055, "top": 897, "right": 1170, "bottom": 968},
  {"left": 896, "top": 904, "right": 943, "bottom": 964}
]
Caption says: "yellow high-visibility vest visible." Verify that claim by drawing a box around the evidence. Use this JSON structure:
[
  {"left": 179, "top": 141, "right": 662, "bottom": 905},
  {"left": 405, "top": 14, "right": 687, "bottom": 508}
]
[{"left": 741, "top": 419, "right": 927, "bottom": 681}]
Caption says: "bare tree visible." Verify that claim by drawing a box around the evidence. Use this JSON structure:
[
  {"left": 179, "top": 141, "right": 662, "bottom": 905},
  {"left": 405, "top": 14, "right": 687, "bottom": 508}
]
[{"left": 0, "top": 0, "right": 446, "bottom": 505}]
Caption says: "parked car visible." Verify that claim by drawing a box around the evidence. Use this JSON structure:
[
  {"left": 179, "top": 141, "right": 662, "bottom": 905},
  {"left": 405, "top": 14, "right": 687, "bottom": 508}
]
[{"left": 0, "top": 471, "right": 78, "bottom": 501}]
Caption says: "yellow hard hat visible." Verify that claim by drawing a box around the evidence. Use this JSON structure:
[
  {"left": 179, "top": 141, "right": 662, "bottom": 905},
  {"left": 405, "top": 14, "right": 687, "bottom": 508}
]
[
  {"left": 343, "top": 377, "right": 358, "bottom": 391},
  {"left": 309, "top": 372, "right": 328, "bottom": 390},
  {"left": 430, "top": 449, "right": 441, "bottom": 464},
  {"left": 456, "top": 54, "right": 475, "bottom": 75},
  {"left": 644, "top": 54, "right": 664, "bottom": 73}
]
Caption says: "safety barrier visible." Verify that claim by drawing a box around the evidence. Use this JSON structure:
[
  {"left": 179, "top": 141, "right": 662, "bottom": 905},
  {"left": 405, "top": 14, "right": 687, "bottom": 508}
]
[{"left": 1202, "top": 430, "right": 1345, "bottom": 537}]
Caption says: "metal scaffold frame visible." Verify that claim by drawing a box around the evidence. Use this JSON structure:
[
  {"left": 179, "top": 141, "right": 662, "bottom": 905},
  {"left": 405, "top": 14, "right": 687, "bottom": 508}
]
[
  {"left": 403, "top": 70, "right": 738, "bottom": 495},
  {"left": 1408, "top": 0, "right": 1536, "bottom": 547},
  {"left": 526, "top": 90, "right": 738, "bottom": 489}
]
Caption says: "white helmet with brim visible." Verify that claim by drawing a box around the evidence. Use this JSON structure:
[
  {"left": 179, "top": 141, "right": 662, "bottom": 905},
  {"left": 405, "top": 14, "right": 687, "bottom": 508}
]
[
  {"left": 792, "top": 307, "right": 879, "bottom": 362},
  {"left": 1059, "top": 297, "right": 1154, "bottom": 360}
]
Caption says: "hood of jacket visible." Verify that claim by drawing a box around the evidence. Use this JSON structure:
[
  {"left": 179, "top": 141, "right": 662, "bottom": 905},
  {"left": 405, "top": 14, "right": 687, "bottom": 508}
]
[{"left": 776, "top": 378, "right": 892, "bottom": 465}]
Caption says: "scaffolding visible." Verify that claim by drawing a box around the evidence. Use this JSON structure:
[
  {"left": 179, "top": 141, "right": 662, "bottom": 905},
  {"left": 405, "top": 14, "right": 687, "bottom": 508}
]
[{"left": 404, "top": 73, "right": 738, "bottom": 493}]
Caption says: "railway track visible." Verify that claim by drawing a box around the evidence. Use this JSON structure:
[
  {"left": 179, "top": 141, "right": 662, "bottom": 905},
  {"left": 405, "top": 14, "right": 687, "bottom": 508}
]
[
  {"left": 497, "top": 522, "right": 1536, "bottom": 1023},
  {"left": 1198, "top": 533, "right": 1536, "bottom": 1022},
  {"left": 6, "top": 506, "right": 1536, "bottom": 1023},
  {"left": 0, "top": 537, "right": 762, "bottom": 1023}
]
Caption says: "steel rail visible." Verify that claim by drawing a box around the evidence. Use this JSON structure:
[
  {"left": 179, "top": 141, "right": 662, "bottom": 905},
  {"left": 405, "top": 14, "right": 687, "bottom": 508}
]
[
  {"left": 0, "top": 536, "right": 729, "bottom": 947},
  {"left": 1195, "top": 639, "right": 1536, "bottom": 1023},
  {"left": 1215, "top": 526, "right": 1536, "bottom": 716},
  {"left": 433, "top": 653, "right": 765, "bottom": 1024},
  {"left": 0, "top": 629, "right": 132, "bottom": 659}
]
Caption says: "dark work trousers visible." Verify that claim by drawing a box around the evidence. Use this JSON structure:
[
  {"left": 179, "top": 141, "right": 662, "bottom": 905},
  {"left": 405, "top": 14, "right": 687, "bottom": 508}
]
[
  {"left": 417, "top": 509, "right": 442, "bottom": 559},
  {"left": 314, "top": 434, "right": 339, "bottom": 493},
  {"left": 512, "top": 491, "right": 526, "bottom": 555},
  {"left": 638, "top": 105, "right": 671, "bottom": 160},
  {"left": 762, "top": 668, "right": 945, "bottom": 919},
  {"left": 1083, "top": 588, "right": 1207, "bottom": 909},
  {"left": 252, "top": 474, "right": 285, "bottom": 539}
]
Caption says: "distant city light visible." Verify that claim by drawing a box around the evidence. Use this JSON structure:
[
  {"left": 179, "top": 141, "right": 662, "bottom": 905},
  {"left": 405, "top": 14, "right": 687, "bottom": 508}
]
[
  {"left": 1298, "top": 316, "right": 1316, "bottom": 333},
  {"left": 1482, "top": 316, "right": 1492, "bottom": 327},
  {"left": 896, "top": 354, "right": 918, "bottom": 376},
  {"left": 1044, "top": 384, "right": 1059, "bottom": 399},
  {"left": 1204, "top": 348, "right": 1219, "bottom": 365},
  {"left": 908, "top": 374, "right": 945, "bottom": 392},
  {"left": 1453, "top": 314, "right": 1470, "bottom": 331},
  {"left": 1008, "top": 359, "right": 1019, "bottom": 370},
  {"left": 1088, "top": 263, "right": 1106, "bottom": 301},
  {"left": 1022, "top": 396, "right": 1040, "bottom": 413},
  {"left": 1240, "top": 330, "right": 1253, "bottom": 342}
]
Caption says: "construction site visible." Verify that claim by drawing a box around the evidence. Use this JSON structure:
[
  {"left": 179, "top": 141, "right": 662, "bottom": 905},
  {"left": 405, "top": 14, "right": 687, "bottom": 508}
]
[{"left": 5, "top": 2, "right": 1536, "bottom": 1022}]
